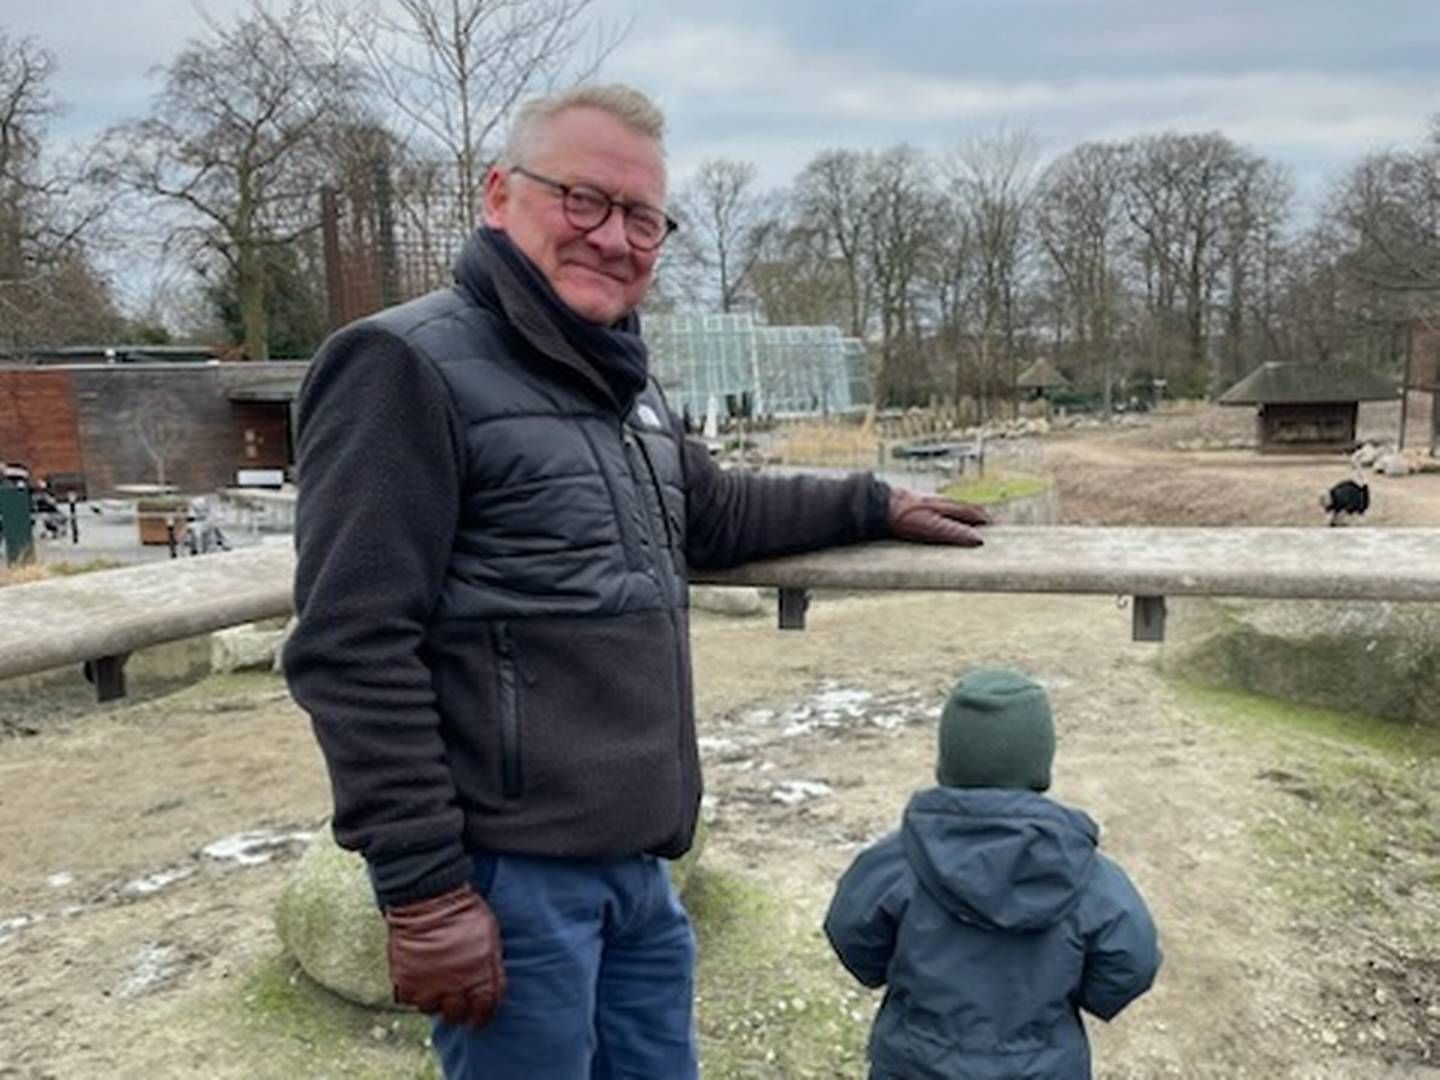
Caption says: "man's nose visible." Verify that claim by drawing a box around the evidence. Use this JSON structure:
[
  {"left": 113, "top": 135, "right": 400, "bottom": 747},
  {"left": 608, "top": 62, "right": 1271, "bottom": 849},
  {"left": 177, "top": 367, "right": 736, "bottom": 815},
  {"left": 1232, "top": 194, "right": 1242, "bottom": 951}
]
[{"left": 585, "top": 206, "right": 631, "bottom": 255}]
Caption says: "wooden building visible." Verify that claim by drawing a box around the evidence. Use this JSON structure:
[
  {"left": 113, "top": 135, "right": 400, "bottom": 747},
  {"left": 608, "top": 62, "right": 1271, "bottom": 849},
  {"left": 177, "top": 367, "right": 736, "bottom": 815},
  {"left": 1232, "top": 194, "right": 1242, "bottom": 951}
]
[
  {"left": 0, "top": 357, "right": 307, "bottom": 496},
  {"left": 1016, "top": 357, "right": 1071, "bottom": 402},
  {"left": 1217, "top": 362, "right": 1398, "bottom": 453}
]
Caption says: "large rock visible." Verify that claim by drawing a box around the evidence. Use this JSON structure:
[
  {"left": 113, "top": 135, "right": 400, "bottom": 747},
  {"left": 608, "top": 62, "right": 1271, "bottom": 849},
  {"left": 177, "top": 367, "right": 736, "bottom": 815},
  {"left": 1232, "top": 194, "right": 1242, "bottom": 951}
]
[
  {"left": 690, "top": 585, "right": 764, "bottom": 617},
  {"left": 275, "top": 819, "right": 711, "bottom": 1010},
  {"left": 211, "top": 623, "right": 288, "bottom": 674},
  {"left": 1163, "top": 597, "right": 1440, "bottom": 726},
  {"left": 275, "top": 829, "right": 398, "bottom": 1010}
]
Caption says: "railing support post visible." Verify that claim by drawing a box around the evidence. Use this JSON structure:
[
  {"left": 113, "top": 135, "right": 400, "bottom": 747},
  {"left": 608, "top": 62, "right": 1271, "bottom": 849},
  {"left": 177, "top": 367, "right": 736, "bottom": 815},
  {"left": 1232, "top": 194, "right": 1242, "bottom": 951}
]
[
  {"left": 778, "top": 587, "right": 810, "bottom": 631},
  {"left": 1132, "top": 595, "right": 1167, "bottom": 642},
  {"left": 84, "top": 654, "right": 130, "bottom": 703}
]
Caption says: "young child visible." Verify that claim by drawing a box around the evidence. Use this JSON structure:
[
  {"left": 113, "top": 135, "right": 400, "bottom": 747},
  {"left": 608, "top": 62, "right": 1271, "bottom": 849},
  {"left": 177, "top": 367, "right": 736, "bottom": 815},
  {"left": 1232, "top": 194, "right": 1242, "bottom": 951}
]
[{"left": 824, "top": 668, "right": 1160, "bottom": 1080}]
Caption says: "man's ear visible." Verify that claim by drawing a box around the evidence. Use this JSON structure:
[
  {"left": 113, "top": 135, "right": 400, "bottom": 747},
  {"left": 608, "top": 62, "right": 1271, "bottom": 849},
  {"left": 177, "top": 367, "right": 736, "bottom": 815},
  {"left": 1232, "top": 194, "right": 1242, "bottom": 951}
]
[{"left": 482, "top": 167, "right": 509, "bottom": 228}]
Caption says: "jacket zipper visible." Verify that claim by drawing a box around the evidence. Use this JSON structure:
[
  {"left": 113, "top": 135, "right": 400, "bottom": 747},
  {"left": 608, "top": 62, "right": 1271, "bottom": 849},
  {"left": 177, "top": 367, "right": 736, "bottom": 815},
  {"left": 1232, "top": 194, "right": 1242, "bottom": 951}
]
[
  {"left": 622, "top": 425, "right": 672, "bottom": 601},
  {"left": 493, "top": 622, "right": 522, "bottom": 799},
  {"left": 631, "top": 429, "right": 677, "bottom": 552}
]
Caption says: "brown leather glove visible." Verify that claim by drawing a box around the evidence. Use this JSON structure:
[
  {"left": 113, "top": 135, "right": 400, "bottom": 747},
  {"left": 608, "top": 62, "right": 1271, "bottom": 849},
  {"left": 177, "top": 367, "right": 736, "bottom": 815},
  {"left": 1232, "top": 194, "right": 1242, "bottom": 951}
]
[
  {"left": 384, "top": 883, "right": 506, "bottom": 1029},
  {"left": 888, "top": 488, "right": 989, "bottom": 546}
]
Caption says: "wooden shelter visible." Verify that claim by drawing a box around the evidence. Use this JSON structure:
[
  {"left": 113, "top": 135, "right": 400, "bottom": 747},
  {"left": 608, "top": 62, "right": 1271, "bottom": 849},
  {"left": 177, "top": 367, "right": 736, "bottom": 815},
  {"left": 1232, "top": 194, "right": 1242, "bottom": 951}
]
[
  {"left": 1016, "top": 357, "right": 1070, "bottom": 401},
  {"left": 1217, "top": 362, "right": 1397, "bottom": 453}
]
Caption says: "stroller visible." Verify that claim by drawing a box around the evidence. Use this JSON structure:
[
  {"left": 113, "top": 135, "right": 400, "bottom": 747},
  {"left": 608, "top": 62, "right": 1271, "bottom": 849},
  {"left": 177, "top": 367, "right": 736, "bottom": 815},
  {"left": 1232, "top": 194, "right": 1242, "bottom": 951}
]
[{"left": 31, "top": 488, "right": 68, "bottom": 540}]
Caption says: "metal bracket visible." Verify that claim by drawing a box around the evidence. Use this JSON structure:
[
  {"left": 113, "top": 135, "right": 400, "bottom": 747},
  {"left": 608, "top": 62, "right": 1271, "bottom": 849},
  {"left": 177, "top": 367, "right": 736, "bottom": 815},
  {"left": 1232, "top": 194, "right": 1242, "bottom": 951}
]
[
  {"left": 778, "top": 587, "right": 810, "bottom": 631},
  {"left": 83, "top": 654, "right": 131, "bottom": 702},
  {"left": 1131, "top": 595, "right": 1167, "bottom": 642}
]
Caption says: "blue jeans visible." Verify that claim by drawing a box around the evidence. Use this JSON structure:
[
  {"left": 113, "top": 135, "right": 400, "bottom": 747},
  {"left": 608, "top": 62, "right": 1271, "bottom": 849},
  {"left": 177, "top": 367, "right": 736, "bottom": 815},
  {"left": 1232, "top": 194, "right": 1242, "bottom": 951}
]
[{"left": 431, "top": 852, "right": 699, "bottom": 1080}]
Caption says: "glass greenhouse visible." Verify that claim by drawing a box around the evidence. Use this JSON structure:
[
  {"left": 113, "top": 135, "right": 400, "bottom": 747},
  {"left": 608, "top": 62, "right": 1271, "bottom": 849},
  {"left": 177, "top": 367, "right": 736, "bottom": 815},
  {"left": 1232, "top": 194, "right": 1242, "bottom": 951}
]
[{"left": 644, "top": 313, "right": 871, "bottom": 423}]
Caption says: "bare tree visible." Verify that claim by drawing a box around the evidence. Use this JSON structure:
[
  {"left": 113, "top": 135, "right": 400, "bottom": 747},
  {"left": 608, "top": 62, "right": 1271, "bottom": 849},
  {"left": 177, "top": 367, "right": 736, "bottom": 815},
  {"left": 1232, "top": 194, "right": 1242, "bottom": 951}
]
[
  {"left": 1217, "top": 157, "right": 1292, "bottom": 383},
  {"left": 1121, "top": 132, "right": 1263, "bottom": 395},
  {"left": 794, "top": 149, "right": 876, "bottom": 339},
  {"left": 1035, "top": 141, "right": 1128, "bottom": 404},
  {"left": 945, "top": 130, "right": 1039, "bottom": 417},
  {"left": 0, "top": 32, "right": 57, "bottom": 279},
  {"left": 672, "top": 158, "right": 775, "bottom": 313},
  {"left": 863, "top": 146, "right": 941, "bottom": 406},
  {"left": 133, "top": 394, "right": 189, "bottom": 487},
  {"left": 337, "top": 0, "right": 623, "bottom": 232},
  {"left": 0, "top": 32, "right": 120, "bottom": 347},
  {"left": 97, "top": 2, "right": 356, "bottom": 360},
  {"left": 746, "top": 217, "right": 853, "bottom": 329},
  {"left": 1335, "top": 120, "right": 1440, "bottom": 301}
]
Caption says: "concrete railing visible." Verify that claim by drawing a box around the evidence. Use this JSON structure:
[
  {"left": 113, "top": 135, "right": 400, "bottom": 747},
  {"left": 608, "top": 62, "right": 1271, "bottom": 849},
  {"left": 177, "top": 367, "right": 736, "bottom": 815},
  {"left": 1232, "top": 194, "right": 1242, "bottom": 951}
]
[{"left": 5, "top": 526, "right": 1440, "bottom": 700}]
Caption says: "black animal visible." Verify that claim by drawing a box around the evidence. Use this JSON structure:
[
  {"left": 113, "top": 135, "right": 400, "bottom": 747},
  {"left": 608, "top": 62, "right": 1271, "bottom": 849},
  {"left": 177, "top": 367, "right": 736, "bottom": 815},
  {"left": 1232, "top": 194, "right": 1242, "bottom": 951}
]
[{"left": 1320, "top": 466, "right": 1370, "bottom": 526}]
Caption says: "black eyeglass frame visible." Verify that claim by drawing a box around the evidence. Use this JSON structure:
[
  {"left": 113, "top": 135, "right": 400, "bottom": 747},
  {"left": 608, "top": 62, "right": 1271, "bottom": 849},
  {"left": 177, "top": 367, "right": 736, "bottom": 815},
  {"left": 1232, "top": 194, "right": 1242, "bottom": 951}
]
[{"left": 509, "top": 165, "right": 678, "bottom": 251}]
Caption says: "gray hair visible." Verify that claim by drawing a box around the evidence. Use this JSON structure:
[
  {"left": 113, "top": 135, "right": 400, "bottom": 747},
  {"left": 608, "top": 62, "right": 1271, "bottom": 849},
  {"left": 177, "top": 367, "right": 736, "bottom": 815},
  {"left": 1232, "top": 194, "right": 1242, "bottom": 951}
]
[{"left": 499, "top": 83, "right": 667, "bottom": 167}]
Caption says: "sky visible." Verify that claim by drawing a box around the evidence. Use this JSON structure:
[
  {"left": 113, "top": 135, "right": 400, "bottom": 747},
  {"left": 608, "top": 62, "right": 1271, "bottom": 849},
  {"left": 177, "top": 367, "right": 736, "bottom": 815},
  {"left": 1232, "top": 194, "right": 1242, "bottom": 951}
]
[{"left": 6, "top": 0, "right": 1439, "bottom": 214}]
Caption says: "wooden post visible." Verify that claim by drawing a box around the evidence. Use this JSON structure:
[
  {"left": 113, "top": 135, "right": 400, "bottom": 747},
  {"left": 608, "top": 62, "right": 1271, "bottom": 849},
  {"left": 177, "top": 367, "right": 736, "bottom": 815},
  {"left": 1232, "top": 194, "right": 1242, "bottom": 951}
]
[{"left": 1399, "top": 321, "right": 1414, "bottom": 451}]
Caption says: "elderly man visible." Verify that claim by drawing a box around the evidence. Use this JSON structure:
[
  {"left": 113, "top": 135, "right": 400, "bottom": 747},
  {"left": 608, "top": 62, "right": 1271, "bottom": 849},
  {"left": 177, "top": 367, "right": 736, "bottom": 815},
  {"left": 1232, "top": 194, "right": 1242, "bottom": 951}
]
[{"left": 284, "top": 83, "right": 986, "bottom": 1080}]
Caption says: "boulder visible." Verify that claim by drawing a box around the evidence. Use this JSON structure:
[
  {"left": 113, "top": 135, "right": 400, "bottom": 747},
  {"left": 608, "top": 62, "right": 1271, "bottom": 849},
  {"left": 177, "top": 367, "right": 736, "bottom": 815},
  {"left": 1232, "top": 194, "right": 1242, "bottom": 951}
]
[
  {"left": 271, "top": 616, "right": 298, "bottom": 674},
  {"left": 1376, "top": 453, "right": 1413, "bottom": 477},
  {"left": 211, "top": 623, "right": 287, "bottom": 674},
  {"left": 275, "top": 819, "right": 711, "bottom": 1010},
  {"left": 275, "top": 829, "right": 398, "bottom": 1010},
  {"left": 690, "top": 585, "right": 764, "bottom": 617}
]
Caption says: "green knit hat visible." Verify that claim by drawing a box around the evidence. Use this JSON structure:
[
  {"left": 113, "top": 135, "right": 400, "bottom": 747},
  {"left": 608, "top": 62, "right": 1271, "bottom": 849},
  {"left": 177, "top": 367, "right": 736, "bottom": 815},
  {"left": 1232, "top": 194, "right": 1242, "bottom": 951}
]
[{"left": 936, "top": 668, "right": 1055, "bottom": 791}]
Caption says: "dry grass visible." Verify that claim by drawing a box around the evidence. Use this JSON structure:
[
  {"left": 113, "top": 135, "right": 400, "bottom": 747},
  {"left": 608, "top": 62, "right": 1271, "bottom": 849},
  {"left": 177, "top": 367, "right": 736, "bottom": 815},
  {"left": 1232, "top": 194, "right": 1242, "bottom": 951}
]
[
  {"left": 772, "top": 421, "right": 883, "bottom": 469},
  {"left": 0, "top": 562, "right": 53, "bottom": 588}
]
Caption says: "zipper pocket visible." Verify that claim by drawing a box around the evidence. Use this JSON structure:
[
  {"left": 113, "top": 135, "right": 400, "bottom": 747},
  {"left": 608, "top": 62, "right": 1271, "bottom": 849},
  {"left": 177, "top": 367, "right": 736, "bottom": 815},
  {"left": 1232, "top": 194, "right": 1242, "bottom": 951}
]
[{"left": 493, "top": 623, "right": 522, "bottom": 800}]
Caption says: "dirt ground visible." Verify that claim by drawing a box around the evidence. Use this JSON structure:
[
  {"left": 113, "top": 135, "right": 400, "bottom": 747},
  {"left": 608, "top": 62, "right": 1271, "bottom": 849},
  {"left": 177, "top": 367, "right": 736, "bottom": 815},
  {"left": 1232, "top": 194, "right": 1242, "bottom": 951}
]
[{"left": 1, "top": 404, "right": 1438, "bottom": 1079}]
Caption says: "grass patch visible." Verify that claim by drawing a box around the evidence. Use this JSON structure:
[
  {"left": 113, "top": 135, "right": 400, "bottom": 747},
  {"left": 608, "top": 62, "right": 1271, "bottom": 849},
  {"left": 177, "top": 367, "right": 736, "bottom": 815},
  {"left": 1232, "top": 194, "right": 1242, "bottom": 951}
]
[
  {"left": 198, "top": 951, "right": 438, "bottom": 1079},
  {"left": 1177, "top": 683, "right": 1440, "bottom": 762},
  {"left": 773, "top": 422, "right": 881, "bottom": 469},
  {"left": 688, "top": 867, "right": 873, "bottom": 1078},
  {"left": 0, "top": 558, "right": 125, "bottom": 588},
  {"left": 1176, "top": 681, "right": 1440, "bottom": 922},
  {"left": 940, "top": 469, "right": 1050, "bottom": 506}
]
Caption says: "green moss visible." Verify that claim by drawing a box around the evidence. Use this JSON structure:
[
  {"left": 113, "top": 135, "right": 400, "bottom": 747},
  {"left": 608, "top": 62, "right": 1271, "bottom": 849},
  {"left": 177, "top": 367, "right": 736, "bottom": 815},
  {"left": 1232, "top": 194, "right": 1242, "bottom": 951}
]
[
  {"left": 157, "top": 669, "right": 288, "bottom": 707},
  {"left": 940, "top": 469, "right": 1051, "bottom": 506},
  {"left": 1176, "top": 682, "right": 1440, "bottom": 761},
  {"left": 688, "top": 867, "right": 872, "bottom": 1078},
  {"left": 1175, "top": 681, "right": 1440, "bottom": 931},
  {"left": 211, "top": 951, "right": 437, "bottom": 1079}
]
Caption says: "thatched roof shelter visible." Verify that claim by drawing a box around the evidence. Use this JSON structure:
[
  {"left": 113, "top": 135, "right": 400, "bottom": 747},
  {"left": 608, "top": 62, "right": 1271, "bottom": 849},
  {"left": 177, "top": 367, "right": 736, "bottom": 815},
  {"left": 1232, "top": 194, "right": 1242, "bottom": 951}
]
[
  {"left": 1218, "top": 362, "right": 1397, "bottom": 453},
  {"left": 1217, "top": 362, "right": 1396, "bottom": 405},
  {"left": 1016, "top": 357, "right": 1071, "bottom": 391}
]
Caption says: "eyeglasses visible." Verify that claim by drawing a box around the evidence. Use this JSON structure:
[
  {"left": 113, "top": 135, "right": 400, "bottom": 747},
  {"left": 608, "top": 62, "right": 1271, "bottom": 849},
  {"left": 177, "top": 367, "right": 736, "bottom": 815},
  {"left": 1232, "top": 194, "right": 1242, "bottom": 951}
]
[{"left": 510, "top": 165, "right": 678, "bottom": 252}]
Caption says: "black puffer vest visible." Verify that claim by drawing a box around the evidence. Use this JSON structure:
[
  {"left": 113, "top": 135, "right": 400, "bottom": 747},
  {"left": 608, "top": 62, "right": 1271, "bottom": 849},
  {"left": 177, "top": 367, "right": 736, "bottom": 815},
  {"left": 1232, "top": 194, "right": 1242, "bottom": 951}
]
[{"left": 367, "top": 263, "right": 700, "bottom": 860}]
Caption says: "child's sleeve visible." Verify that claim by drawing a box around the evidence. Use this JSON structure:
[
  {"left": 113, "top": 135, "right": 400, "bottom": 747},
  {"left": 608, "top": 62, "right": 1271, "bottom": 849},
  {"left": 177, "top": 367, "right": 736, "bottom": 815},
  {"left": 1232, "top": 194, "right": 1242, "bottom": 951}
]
[
  {"left": 1077, "top": 854, "right": 1162, "bottom": 1020},
  {"left": 822, "top": 835, "right": 909, "bottom": 988}
]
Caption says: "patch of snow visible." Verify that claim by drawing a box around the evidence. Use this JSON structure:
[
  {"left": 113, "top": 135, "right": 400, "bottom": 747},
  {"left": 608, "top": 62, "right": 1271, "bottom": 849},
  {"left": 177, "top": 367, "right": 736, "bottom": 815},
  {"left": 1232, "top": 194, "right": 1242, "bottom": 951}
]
[
  {"left": 771, "top": 780, "right": 834, "bottom": 806},
  {"left": 0, "top": 913, "right": 41, "bottom": 943},
  {"left": 201, "top": 829, "right": 314, "bottom": 866},
  {"left": 124, "top": 868, "right": 196, "bottom": 897},
  {"left": 697, "top": 736, "right": 740, "bottom": 755}
]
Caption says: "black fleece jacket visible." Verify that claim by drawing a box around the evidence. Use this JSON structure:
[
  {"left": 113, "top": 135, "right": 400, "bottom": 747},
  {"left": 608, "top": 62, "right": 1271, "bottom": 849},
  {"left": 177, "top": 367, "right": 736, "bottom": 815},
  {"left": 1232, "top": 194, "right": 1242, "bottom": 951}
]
[{"left": 285, "top": 231, "right": 892, "bottom": 906}]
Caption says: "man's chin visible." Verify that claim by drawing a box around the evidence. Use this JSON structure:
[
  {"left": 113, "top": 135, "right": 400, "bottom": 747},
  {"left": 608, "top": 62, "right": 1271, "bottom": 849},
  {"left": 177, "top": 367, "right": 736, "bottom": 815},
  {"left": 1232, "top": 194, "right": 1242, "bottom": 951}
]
[{"left": 557, "top": 285, "right": 629, "bottom": 326}]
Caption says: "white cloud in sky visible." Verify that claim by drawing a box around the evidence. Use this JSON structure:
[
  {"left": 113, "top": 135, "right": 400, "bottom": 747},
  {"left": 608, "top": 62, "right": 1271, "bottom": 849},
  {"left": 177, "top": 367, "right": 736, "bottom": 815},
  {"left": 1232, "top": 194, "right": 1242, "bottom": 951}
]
[{"left": 6, "top": 0, "right": 1437, "bottom": 206}]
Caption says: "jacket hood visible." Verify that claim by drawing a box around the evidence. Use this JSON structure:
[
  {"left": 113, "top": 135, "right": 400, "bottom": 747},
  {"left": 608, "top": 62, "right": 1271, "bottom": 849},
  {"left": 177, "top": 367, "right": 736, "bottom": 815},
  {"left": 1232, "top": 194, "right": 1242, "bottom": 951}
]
[{"left": 900, "top": 786, "right": 1098, "bottom": 932}]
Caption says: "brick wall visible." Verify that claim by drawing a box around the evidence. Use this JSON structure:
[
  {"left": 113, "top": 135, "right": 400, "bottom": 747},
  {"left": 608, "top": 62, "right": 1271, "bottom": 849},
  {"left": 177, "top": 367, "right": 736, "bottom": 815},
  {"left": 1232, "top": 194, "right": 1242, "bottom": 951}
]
[{"left": 0, "top": 369, "right": 84, "bottom": 480}]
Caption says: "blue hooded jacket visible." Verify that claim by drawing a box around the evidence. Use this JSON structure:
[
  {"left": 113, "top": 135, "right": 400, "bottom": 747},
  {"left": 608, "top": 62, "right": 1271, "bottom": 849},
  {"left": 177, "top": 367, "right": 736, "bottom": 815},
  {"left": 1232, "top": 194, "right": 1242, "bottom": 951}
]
[{"left": 824, "top": 787, "right": 1160, "bottom": 1080}]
